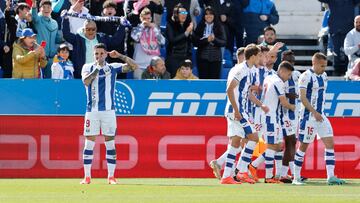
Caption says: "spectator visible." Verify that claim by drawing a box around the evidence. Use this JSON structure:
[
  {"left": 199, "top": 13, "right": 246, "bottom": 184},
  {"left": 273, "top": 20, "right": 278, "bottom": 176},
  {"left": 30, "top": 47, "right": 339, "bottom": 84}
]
[
  {"left": 51, "top": 0, "right": 71, "bottom": 27},
  {"left": 131, "top": 8, "right": 165, "bottom": 79},
  {"left": 193, "top": 6, "right": 226, "bottom": 79},
  {"left": 126, "top": 0, "right": 164, "bottom": 27},
  {"left": 318, "top": 0, "right": 360, "bottom": 76},
  {"left": 243, "top": 0, "right": 279, "bottom": 45},
  {"left": 12, "top": 28, "right": 47, "bottom": 78},
  {"left": 51, "top": 43, "right": 74, "bottom": 79},
  {"left": 62, "top": 14, "right": 125, "bottom": 78},
  {"left": 219, "top": 0, "right": 237, "bottom": 54},
  {"left": 142, "top": 56, "right": 170, "bottom": 79},
  {"left": 97, "top": 0, "right": 126, "bottom": 78},
  {"left": 173, "top": 59, "right": 198, "bottom": 80},
  {"left": 3, "top": 1, "right": 33, "bottom": 78},
  {"left": 165, "top": 3, "right": 193, "bottom": 77},
  {"left": 68, "top": 0, "right": 89, "bottom": 34},
  {"left": 261, "top": 26, "right": 287, "bottom": 70},
  {"left": 32, "top": 0, "right": 63, "bottom": 78},
  {"left": 344, "top": 15, "right": 360, "bottom": 74},
  {"left": 349, "top": 59, "right": 360, "bottom": 80},
  {"left": 165, "top": 0, "right": 200, "bottom": 26},
  {"left": 318, "top": 3, "right": 334, "bottom": 58}
]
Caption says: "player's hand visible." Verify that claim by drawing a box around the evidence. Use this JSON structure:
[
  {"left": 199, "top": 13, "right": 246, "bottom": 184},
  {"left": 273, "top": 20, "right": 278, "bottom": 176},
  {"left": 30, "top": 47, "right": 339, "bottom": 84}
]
[
  {"left": 289, "top": 104, "right": 296, "bottom": 112},
  {"left": 273, "top": 42, "right": 284, "bottom": 50},
  {"left": 108, "top": 50, "right": 120, "bottom": 58},
  {"left": 313, "top": 111, "right": 323, "bottom": 122},
  {"left": 286, "top": 93, "right": 298, "bottom": 100},
  {"left": 260, "top": 15, "right": 268, "bottom": 21},
  {"left": 234, "top": 111, "right": 242, "bottom": 121},
  {"left": 261, "top": 104, "right": 269, "bottom": 113}
]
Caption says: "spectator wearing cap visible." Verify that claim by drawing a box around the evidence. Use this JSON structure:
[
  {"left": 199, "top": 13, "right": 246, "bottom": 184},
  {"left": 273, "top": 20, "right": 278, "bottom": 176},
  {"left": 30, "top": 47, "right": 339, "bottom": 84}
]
[
  {"left": 68, "top": 0, "right": 89, "bottom": 34},
  {"left": 31, "top": 0, "right": 63, "bottom": 78},
  {"left": 193, "top": 6, "right": 226, "bottom": 79},
  {"left": 173, "top": 59, "right": 198, "bottom": 80},
  {"left": 131, "top": 8, "right": 165, "bottom": 79},
  {"left": 166, "top": 3, "right": 193, "bottom": 78},
  {"left": 51, "top": 43, "right": 74, "bottom": 79},
  {"left": 12, "top": 28, "right": 47, "bottom": 78},
  {"left": 142, "top": 56, "right": 170, "bottom": 79},
  {"left": 243, "top": 0, "right": 279, "bottom": 45},
  {"left": 260, "top": 26, "right": 287, "bottom": 70},
  {"left": 62, "top": 14, "right": 125, "bottom": 78}
]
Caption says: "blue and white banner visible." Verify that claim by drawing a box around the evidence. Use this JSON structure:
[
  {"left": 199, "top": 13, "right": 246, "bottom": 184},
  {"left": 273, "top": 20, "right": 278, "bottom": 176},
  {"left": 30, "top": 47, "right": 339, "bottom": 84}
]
[{"left": 0, "top": 79, "right": 359, "bottom": 116}]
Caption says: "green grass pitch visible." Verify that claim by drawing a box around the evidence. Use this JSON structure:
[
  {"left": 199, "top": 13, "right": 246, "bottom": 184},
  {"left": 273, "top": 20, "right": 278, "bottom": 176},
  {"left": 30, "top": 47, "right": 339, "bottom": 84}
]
[{"left": 0, "top": 178, "right": 359, "bottom": 203}]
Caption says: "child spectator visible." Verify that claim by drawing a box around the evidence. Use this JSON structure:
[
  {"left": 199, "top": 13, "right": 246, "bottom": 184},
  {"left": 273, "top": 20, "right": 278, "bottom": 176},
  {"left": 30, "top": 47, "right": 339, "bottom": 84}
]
[
  {"left": 51, "top": 43, "right": 74, "bottom": 79},
  {"left": 173, "top": 59, "right": 198, "bottom": 80},
  {"left": 131, "top": 8, "right": 165, "bottom": 79}
]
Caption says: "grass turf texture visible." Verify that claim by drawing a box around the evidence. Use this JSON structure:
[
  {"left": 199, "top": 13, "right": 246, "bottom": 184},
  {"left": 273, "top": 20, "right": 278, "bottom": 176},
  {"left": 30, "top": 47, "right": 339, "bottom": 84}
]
[{"left": 0, "top": 178, "right": 359, "bottom": 203}]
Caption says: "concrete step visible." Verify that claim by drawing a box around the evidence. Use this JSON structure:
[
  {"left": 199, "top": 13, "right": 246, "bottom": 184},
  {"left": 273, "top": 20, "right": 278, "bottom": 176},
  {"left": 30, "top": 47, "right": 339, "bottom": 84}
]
[{"left": 287, "top": 45, "right": 321, "bottom": 51}]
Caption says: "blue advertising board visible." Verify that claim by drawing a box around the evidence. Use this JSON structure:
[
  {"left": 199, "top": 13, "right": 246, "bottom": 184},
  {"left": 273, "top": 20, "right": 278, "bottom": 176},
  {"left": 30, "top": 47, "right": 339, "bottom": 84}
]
[{"left": 0, "top": 79, "right": 359, "bottom": 116}]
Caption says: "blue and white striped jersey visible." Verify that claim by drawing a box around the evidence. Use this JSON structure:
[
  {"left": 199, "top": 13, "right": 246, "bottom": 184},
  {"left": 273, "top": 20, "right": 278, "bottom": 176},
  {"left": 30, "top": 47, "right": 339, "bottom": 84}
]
[
  {"left": 254, "top": 66, "right": 276, "bottom": 101},
  {"left": 82, "top": 62, "right": 123, "bottom": 112},
  {"left": 282, "top": 70, "right": 301, "bottom": 120},
  {"left": 225, "top": 61, "right": 255, "bottom": 116},
  {"left": 298, "top": 69, "right": 328, "bottom": 120},
  {"left": 262, "top": 74, "right": 285, "bottom": 123}
]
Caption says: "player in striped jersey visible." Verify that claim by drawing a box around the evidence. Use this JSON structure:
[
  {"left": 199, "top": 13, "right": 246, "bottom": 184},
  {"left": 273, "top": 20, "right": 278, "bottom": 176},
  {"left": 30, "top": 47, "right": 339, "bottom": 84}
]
[
  {"left": 278, "top": 50, "right": 301, "bottom": 183},
  {"left": 293, "top": 53, "right": 345, "bottom": 185},
  {"left": 80, "top": 43, "right": 138, "bottom": 185},
  {"left": 250, "top": 61, "right": 296, "bottom": 183},
  {"left": 209, "top": 47, "right": 245, "bottom": 180},
  {"left": 221, "top": 44, "right": 269, "bottom": 184}
]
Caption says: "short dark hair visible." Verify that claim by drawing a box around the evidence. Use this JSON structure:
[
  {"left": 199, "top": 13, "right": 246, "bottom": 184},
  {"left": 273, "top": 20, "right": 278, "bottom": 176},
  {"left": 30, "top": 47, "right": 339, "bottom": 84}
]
[
  {"left": 259, "top": 45, "right": 270, "bottom": 53},
  {"left": 244, "top": 44, "right": 261, "bottom": 60},
  {"left": 94, "top": 43, "right": 107, "bottom": 51},
  {"left": 16, "top": 3, "right": 30, "bottom": 14},
  {"left": 103, "top": 0, "right": 117, "bottom": 9},
  {"left": 180, "top": 59, "right": 192, "bottom": 69},
  {"left": 281, "top": 50, "right": 295, "bottom": 63},
  {"left": 312, "top": 52, "right": 327, "bottom": 61},
  {"left": 278, "top": 61, "right": 294, "bottom": 71},
  {"left": 40, "top": 0, "right": 52, "bottom": 7},
  {"left": 236, "top": 47, "right": 245, "bottom": 56},
  {"left": 264, "top": 26, "right": 276, "bottom": 35}
]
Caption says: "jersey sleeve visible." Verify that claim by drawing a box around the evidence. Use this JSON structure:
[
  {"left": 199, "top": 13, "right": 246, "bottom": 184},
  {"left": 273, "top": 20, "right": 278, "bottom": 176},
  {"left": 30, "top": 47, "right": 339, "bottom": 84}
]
[
  {"left": 274, "top": 79, "right": 285, "bottom": 96},
  {"left": 81, "top": 64, "right": 91, "bottom": 82},
  {"left": 110, "top": 62, "right": 124, "bottom": 73},
  {"left": 233, "top": 69, "right": 246, "bottom": 83},
  {"left": 298, "top": 71, "right": 311, "bottom": 89}
]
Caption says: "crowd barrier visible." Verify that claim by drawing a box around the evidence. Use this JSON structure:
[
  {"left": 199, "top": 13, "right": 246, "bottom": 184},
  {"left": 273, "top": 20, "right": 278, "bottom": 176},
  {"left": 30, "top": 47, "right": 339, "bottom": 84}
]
[{"left": 0, "top": 80, "right": 359, "bottom": 178}]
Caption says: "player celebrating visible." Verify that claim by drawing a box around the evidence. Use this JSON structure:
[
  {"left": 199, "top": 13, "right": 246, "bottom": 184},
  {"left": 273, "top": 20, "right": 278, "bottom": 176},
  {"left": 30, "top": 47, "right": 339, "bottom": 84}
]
[
  {"left": 278, "top": 50, "right": 301, "bottom": 183},
  {"left": 292, "top": 52, "right": 345, "bottom": 185},
  {"left": 209, "top": 47, "right": 245, "bottom": 180},
  {"left": 221, "top": 44, "right": 268, "bottom": 184},
  {"left": 80, "top": 43, "right": 138, "bottom": 184},
  {"left": 249, "top": 61, "right": 295, "bottom": 183}
]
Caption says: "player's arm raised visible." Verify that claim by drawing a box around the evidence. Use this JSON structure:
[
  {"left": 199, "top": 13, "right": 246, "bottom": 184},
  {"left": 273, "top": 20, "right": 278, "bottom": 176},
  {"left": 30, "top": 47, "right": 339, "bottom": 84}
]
[
  {"left": 226, "top": 79, "right": 242, "bottom": 121},
  {"left": 108, "top": 50, "right": 138, "bottom": 72},
  {"left": 299, "top": 88, "right": 323, "bottom": 122}
]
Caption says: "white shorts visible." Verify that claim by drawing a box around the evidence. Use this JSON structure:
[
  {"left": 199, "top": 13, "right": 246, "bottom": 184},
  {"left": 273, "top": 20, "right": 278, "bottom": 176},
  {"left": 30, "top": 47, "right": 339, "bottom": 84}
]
[
  {"left": 281, "top": 115, "right": 297, "bottom": 137},
  {"left": 84, "top": 110, "right": 117, "bottom": 136},
  {"left": 262, "top": 116, "right": 282, "bottom": 144},
  {"left": 225, "top": 112, "right": 255, "bottom": 138},
  {"left": 298, "top": 115, "right": 333, "bottom": 144}
]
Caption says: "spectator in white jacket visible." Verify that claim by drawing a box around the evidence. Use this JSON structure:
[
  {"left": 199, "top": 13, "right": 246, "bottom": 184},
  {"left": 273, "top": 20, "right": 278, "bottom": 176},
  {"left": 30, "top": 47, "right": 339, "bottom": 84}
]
[
  {"left": 131, "top": 8, "right": 165, "bottom": 79},
  {"left": 51, "top": 44, "right": 74, "bottom": 79},
  {"left": 344, "top": 15, "right": 360, "bottom": 73}
]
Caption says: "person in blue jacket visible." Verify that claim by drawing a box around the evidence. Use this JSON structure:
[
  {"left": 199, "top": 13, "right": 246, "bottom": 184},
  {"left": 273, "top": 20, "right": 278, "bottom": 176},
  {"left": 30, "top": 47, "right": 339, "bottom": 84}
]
[
  {"left": 242, "top": 0, "right": 279, "bottom": 45},
  {"left": 62, "top": 13, "right": 125, "bottom": 78}
]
